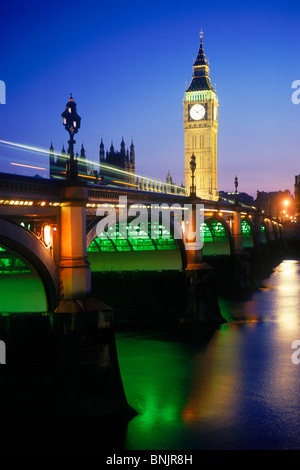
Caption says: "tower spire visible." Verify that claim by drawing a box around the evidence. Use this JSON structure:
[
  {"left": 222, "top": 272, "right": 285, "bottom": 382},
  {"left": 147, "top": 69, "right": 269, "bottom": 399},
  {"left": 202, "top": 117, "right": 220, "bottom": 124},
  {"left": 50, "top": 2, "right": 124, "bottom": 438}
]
[
  {"left": 193, "top": 31, "right": 208, "bottom": 67},
  {"left": 186, "top": 31, "right": 214, "bottom": 92}
]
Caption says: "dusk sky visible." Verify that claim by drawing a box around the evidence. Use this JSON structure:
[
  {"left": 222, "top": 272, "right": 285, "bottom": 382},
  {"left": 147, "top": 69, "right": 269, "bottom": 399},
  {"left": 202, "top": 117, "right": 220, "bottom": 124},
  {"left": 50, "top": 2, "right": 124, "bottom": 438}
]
[{"left": 1, "top": 0, "right": 300, "bottom": 197}]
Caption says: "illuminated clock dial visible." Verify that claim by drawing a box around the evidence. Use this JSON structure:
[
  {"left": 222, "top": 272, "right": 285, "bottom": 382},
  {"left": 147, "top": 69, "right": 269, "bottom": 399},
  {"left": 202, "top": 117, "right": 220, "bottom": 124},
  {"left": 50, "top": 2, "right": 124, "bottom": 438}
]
[{"left": 190, "top": 104, "right": 205, "bottom": 121}]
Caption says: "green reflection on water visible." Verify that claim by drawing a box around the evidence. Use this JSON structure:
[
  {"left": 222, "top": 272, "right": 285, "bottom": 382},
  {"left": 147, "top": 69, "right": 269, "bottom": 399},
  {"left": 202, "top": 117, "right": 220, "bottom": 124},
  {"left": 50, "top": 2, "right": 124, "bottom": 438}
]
[
  {"left": 115, "top": 261, "right": 300, "bottom": 450},
  {"left": 115, "top": 332, "right": 198, "bottom": 449}
]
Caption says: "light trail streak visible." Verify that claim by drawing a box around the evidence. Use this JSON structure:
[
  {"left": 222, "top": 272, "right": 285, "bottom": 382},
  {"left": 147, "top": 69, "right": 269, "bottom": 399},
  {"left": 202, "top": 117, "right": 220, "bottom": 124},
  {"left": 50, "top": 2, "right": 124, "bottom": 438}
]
[
  {"left": 0, "top": 139, "right": 52, "bottom": 156},
  {"left": 111, "top": 179, "right": 139, "bottom": 188},
  {"left": 0, "top": 139, "right": 186, "bottom": 192},
  {"left": 10, "top": 162, "right": 47, "bottom": 171}
]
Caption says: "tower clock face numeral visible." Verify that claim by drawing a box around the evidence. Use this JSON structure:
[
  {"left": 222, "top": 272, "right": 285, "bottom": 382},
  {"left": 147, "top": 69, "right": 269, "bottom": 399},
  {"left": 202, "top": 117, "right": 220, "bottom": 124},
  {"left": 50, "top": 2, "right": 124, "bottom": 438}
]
[{"left": 190, "top": 104, "right": 205, "bottom": 121}]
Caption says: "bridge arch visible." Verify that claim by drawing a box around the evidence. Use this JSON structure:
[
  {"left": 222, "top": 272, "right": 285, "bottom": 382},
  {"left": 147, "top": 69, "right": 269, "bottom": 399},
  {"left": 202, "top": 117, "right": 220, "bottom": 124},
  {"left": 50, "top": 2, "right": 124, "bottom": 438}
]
[
  {"left": 0, "top": 218, "right": 59, "bottom": 312},
  {"left": 86, "top": 216, "right": 186, "bottom": 272},
  {"left": 202, "top": 216, "right": 233, "bottom": 256},
  {"left": 263, "top": 219, "right": 273, "bottom": 241},
  {"left": 273, "top": 222, "right": 280, "bottom": 240},
  {"left": 261, "top": 221, "right": 268, "bottom": 244},
  {"left": 241, "top": 217, "right": 255, "bottom": 248}
]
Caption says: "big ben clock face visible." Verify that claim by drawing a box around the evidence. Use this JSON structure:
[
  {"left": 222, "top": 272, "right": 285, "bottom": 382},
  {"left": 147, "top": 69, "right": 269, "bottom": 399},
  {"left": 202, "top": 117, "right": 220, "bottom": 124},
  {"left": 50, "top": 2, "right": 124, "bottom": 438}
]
[{"left": 190, "top": 104, "right": 205, "bottom": 120}]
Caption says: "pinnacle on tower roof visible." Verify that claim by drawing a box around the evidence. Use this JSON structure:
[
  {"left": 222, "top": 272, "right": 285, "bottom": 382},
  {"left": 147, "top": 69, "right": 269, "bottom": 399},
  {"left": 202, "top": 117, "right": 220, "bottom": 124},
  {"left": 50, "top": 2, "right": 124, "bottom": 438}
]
[
  {"left": 193, "top": 31, "right": 208, "bottom": 67},
  {"left": 186, "top": 31, "right": 215, "bottom": 93}
]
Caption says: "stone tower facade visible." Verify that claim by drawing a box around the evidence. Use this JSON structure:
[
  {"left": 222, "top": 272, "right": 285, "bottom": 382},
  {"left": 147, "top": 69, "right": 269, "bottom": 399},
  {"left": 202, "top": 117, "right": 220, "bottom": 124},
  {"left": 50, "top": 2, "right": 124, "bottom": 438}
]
[{"left": 184, "top": 33, "right": 218, "bottom": 200}]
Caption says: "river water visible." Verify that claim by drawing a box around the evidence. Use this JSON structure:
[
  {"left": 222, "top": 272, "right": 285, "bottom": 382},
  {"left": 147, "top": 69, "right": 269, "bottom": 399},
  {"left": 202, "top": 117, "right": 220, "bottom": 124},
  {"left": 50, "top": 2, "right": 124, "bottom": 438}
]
[{"left": 115, "top": 259, "right": 300, "bottom": 450}]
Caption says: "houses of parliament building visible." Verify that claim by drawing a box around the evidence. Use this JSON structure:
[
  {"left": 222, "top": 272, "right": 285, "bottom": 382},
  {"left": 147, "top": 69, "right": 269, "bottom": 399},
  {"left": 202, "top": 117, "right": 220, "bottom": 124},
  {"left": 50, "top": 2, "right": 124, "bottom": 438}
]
[{"left": 49, "top": 137, "right": 136, "bottom": 185}]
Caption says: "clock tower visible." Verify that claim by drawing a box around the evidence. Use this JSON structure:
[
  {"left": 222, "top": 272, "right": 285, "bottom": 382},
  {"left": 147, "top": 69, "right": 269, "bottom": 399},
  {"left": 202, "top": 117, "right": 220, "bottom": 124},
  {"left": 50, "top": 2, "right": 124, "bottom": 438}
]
[{"left": 184, "top": 32, "right": 218, "bottom": 200}]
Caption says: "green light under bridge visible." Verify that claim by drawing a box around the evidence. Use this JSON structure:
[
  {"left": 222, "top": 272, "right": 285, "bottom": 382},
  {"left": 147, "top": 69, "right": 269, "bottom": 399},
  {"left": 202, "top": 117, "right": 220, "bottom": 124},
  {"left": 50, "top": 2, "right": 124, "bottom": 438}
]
[
  {"left": 0, "top": 245, "right": 48, "bottom": 313},
  {"left": 241, "top": 220, "right": 252, "bottom": 236},
  {"left": 87, "top": 222, "right": 182, "bottom": 272},
  {"left": 0, "top": 245, "right": 31, "bottom": 275},
  {"left": 201, "top": 221, "right": 228, "bottom": 242},
  {"left": 87, "top": 222, "right": 177, "bottom": 253}
]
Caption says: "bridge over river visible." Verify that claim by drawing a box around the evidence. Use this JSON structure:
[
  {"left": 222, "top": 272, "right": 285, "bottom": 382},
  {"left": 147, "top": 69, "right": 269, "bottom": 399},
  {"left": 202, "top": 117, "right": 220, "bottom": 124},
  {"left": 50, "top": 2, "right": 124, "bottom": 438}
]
[{"left": 0, "top": 171, "right": 284, "bottom": 427}]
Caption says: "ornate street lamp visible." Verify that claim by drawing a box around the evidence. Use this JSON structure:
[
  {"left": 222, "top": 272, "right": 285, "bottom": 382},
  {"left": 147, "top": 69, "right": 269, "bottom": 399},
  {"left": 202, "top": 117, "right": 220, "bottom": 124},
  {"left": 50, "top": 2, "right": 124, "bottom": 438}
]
[
  {"left": 190, "top": 154, "right": 196, "bottom": 196},
  {"left": 234, "top": 175, "right": 238, "bottom": 204},
  {"left": 61, "top": 94, "right": 81, "bottom": 181}
]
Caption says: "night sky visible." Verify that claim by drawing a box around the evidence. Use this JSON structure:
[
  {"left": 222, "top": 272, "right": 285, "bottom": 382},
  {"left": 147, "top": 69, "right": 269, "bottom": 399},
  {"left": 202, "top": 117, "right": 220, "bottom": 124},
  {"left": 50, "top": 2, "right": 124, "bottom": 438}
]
[{"left": 1, "top": 0, "right": 300, "bottom": 197}]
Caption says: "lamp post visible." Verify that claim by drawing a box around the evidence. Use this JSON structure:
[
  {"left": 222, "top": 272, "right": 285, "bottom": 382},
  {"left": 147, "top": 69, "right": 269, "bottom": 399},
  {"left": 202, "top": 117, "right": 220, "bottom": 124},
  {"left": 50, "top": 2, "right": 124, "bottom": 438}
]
[
  {"left": 284, "top": 199, "right": 289, "bottom": 217},
  {"left": 190, "top": 154, "right": 196, "bottom": 196},
  {"left": 234, "top": 175, "right": 238, "bottom": 205},
  {"left": 61, "top": 94, "right": 81, "bottom": 181}
]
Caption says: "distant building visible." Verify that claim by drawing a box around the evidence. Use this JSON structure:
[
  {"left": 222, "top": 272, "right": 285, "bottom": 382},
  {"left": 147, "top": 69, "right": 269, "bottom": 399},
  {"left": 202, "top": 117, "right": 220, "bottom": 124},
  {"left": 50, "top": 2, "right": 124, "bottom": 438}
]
[
  {"left": 99, "top": 138, "right": 135, "bottom": 185},
  {"left": 49, "top": 137, "right": 136, "bottom": 185},
  {"left": 166, "top": 170, "right": 172, "bottom": 185},
  {"left": 219, "top": 191, "right": 254, "bottom": 206},
  {"left": 255, "top": 190, "right": 295, "bottom": 220},
  {"left": 295, "top": 175, "right": 300, "bottom": 218}
]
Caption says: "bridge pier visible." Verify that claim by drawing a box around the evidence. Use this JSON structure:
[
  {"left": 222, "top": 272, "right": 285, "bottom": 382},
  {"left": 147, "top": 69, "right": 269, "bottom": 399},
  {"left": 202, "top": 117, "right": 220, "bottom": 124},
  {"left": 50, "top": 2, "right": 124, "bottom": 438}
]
[
  {"left": 231, "top": 206, "right": 256, "bottom": 293},
  {"left": 58, "top": 184, "right": 91, "bottom": 303},
  {"left": 183, "top": 198, "right": 224, "bottom": 325},
  {"left": 253, "top": 210, "right": 262, "bottom": 246},
  {"left": 184, "top": 264, "right": 224, "bottom": 325},
  {"left": 53, "top": 184, "right": 135, "bottom": 420},
  {"left": 233, "top": 207, "right": 243, "bottom": 252}
]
